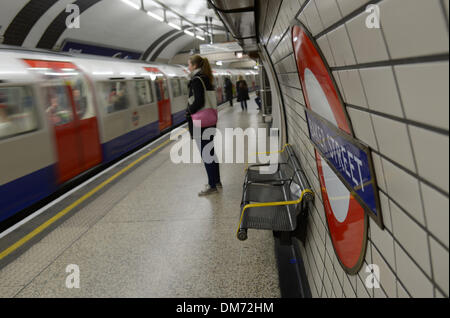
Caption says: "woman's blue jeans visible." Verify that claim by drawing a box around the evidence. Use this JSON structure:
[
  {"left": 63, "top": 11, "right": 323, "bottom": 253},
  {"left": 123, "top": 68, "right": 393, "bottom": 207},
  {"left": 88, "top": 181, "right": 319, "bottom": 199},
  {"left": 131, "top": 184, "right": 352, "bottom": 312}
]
[{"left": 195, "top": 128, "right": 221, "bottom": 188}]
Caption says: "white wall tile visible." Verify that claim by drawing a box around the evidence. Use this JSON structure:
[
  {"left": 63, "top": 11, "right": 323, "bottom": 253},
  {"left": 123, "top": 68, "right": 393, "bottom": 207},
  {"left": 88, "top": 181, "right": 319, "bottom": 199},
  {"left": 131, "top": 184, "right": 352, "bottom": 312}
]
[
  {"left": 409, "top": 126, "right": 449, "bottom": 193},
  {"left": 343, "top": 275, "right": 356, "bottom": 297},
  {"left": 444, "top": 0, "right": 449, "bottom": 19},
  {"left": 298, "top": 10, "right": 311, "bottom": 31},
  {"left": 288, "top": 0, "right": 301, "bottom": 13},
  {"left": 357, "top": 276, "right": 371, "bottom": 297},
  {"left": 430, "top": 237, "right": 449, "bottom": 295},
  {"left": 359, "top": 67, "right": 403, "bottom": 117},
  {"left": 395, "top": 61, "right": 449, "bottom": 130},
  {"left": 346, "top": 13, "right": 389, "bottom": 63},
  {"left": 317, "top": 35, "right": 336, "bottom": 67},
  {"left": 421, "top": 183, "right": 449, "bottom": 247},
  {"left": 397, "top": 281, "right": 410, "bottom": 298},
  {"left": 391, "top": 201, "right": 431, "bottom": 276},
  {"left": 372, "top": 115, "right": 416, "bottom": 172},
  {"left": 370, "top": 220, "right": 395, "bottom": 268},
  {"left": 327, "top": 25, "right": 356, "bottom": 66},
  {"left": 332, "top": 71, "right": 346, "bottom": 101},
  {"left": 338, "top": 69, "right": 367, "bottom": 107},
  {"left": 332, "top": 270, "right": 344, "bottom": 297},
  {"left": 372, "top": 153, "right": 387, "bottom": 192},
  {"left": 374, "top": 287, "right": 387, "bottom": 298},
  {"left": 372, "top": 246, "right": 397, "bottom": 297},
  {"left": 314, "top": 0, "right": 342, "bottom": 29},
  {"left": 382, "top": 159, "right": 424, "bottom": 224},
  {"left": 395, "top": 242, "right": 434, "bottom": 298},
  {"left": 347, "top": 108, "right": 378, "bottom": 150},
  {"left": 336, "top": 0, "right": 369, "bottom": 16},
  {"left": 303, "top": 0, "right": 324, "bottom": 36},
  {"left": 380, "top": 0, "right": 449, "bottom": 59},
  {"left": 435, "top": 289, "right": 446, "bottom": 298},
  {"left": 378, "top": 191, "right": 392, "bottom": 231}
]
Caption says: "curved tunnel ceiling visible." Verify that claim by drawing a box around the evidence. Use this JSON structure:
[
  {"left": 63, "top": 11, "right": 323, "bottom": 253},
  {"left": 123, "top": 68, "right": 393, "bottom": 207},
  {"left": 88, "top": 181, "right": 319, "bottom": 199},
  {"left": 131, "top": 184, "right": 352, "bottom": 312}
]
[{"left": 0, "top": 0, "right": 227, "bottom": 61}]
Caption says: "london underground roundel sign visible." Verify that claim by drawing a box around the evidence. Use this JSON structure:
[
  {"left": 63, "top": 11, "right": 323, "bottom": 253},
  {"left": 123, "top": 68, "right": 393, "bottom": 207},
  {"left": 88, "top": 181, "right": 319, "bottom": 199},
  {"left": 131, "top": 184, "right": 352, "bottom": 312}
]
[{"left": 292, "top": 24, "right": 368, "bottom": 274}]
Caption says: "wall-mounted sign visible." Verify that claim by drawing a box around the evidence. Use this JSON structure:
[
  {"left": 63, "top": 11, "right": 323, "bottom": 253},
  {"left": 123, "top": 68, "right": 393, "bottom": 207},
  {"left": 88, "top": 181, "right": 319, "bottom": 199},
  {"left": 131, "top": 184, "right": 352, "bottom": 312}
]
[
  {"left": 306, "top": 109, "right": 381, "bottom": 221},
  {"left": 61, "top": 40, "right": 142, "bottom": 60},
  {"left": 292, "top": 23, "right": 383, "bottom": 274}
]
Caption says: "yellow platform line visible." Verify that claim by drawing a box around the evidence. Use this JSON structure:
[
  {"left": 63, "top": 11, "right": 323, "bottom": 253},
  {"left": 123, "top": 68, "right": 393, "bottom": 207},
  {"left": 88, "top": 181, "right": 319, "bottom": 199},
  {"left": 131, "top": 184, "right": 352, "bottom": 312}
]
[{"left": 0, "top": 132, "right": 184, "bottom": 261}]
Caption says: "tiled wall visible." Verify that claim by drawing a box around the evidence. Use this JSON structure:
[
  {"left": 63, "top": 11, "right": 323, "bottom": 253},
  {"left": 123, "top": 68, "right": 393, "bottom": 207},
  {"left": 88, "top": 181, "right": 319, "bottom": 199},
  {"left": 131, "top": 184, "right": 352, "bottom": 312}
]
[{"left": 258, "top": 0, "right": 449, "bottom": 298}]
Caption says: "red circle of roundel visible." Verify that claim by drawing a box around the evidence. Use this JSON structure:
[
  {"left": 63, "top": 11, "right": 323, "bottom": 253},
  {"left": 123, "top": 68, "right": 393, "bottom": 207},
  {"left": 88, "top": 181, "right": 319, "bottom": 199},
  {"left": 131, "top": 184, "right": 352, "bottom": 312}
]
[{"left": 292, "top": 24, "right": 367, "bottom": 273}]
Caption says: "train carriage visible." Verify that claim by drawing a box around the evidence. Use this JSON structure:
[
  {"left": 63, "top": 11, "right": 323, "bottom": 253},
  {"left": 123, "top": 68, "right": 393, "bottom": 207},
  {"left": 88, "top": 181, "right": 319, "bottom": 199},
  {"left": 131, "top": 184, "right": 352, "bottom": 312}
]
[{"left": 0, "top": 47, "right": 259, "bottom": 224}]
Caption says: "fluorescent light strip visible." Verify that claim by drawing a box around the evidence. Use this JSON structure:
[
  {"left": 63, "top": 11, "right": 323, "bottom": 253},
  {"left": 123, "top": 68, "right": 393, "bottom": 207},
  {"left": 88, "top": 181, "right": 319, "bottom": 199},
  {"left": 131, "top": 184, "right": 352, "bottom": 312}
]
[
  {"left": 147, "top": 11, "right": 164, "bottom": 22},
  {"left": 184, "top": 30, "right": 194, "bottom": 37},
  {"left": 45, "top": 72, "right": 79, "bottom": 76},
  {"left": 168, "top": 22, "right": 181, "bottom": 30},
  {"left": 93, "top": 71, "right": 114, "bottom": 76},
  {"left": 121, "top": 0, "right": 140, "bottom": 10},
  {"left": 196, "top": 35, "right": 205, "bottom": 41}
]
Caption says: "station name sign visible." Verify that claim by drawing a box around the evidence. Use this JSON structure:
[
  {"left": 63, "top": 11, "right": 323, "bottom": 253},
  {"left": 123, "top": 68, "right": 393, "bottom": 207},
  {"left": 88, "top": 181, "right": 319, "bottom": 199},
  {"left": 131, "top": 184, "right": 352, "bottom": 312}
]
[
  {"left": 61, "top": 40, "right": 142, "bottom": 60},
  {"left": 306, "top": 109, "right": 382, "bottom": 226}
]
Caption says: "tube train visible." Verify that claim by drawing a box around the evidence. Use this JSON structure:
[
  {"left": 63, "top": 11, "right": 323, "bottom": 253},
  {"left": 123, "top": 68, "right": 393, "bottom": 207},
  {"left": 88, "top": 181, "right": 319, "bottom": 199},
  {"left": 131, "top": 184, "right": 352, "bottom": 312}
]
[{"left": 0, "top": 47, "right": 259, "bottom": 224}]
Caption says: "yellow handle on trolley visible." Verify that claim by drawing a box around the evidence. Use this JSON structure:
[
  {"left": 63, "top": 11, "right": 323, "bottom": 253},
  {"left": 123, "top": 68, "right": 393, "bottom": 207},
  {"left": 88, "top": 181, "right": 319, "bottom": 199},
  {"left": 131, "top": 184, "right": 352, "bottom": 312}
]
[
  {"left": 245, "top": 143, "right": 291, "bottom": 171},
  {"left": 236, "top": 189, "right": 314, "bottom": 238}
]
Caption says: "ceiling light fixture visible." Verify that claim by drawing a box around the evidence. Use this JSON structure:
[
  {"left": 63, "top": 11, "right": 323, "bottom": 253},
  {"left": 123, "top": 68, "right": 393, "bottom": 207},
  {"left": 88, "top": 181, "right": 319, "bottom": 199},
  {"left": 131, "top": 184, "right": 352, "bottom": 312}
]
[
  {"left": 184, "top": 30, "right": 195, "bottom": 37},
  {"left": 168, "top": 22, "right": 182, "bottom": 30},
  {"left": 121, "top": 0, "right": 140, "bottom": 10},
  {"left": 196, "top": 35, "right": 205, "bottom": 41},
  {"left": 147, "top": 11, "right": 164, "bottom": 22}
]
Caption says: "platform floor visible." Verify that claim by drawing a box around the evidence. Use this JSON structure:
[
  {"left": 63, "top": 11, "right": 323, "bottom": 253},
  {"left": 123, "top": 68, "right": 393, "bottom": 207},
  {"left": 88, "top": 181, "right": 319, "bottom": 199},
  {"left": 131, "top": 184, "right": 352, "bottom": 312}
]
[{"left": 0, "top": 96, "right": 281, "bottom": 298}]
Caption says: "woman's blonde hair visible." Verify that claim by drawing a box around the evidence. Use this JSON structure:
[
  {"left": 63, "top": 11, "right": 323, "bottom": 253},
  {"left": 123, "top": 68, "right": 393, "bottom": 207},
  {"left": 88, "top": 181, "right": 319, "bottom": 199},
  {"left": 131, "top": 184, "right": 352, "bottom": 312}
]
[
  {"left": 238, "top": 75, "right": 244, "bottom": 81},
  {"left": 189, "top": 55, "right": 214, "bottom": 84}
]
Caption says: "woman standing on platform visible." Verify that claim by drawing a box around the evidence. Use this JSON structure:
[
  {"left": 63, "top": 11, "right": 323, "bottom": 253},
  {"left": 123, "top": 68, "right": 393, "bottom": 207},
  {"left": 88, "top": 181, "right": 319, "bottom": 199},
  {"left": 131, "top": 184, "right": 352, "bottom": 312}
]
[
  {"left": 236, "top": 76, "right": 250, "bottom": 111},
  {"left": 224, "top": 77, "right": 234, "bottom": 107},
  {"left": 186, "top": 55, "right": 222, "bottom": 196}
]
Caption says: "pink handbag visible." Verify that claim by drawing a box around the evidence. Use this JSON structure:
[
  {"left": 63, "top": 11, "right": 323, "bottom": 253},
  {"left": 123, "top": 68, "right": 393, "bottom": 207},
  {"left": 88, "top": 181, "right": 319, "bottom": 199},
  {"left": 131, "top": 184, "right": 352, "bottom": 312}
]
[
  {"left": 190, "top": 76, "right": 218, "bottom": 128},
  {"left": 192, "top": 108, "right": 218, "bottom": 128}
]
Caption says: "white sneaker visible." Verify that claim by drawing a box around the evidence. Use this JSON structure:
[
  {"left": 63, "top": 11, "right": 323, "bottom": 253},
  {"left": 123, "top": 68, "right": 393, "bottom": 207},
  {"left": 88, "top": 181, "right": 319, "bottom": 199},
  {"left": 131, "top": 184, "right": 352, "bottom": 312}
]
[{"left": 198, "top": 185, "right": 218, "bottom": 196}]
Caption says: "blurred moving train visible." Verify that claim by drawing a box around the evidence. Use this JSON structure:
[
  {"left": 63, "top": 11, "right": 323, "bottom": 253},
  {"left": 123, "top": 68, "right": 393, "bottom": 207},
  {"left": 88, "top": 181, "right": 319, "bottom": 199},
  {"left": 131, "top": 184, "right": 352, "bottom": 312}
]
[{"left": 0, "top": 47, "right": 259, "bottom": 224}]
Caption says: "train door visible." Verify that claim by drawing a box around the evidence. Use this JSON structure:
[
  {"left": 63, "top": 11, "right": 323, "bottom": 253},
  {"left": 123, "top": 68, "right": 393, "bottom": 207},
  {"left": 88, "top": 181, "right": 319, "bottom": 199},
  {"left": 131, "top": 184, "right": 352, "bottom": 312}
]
[
  {"left": 155, "top": 76, "right": 172, "bottom": 131},
  {"left": 68, "top": 74, "right": 102, "bottom": 171},
  {"left": 25, "top": 60, "right": 101, "bottom": 183}
]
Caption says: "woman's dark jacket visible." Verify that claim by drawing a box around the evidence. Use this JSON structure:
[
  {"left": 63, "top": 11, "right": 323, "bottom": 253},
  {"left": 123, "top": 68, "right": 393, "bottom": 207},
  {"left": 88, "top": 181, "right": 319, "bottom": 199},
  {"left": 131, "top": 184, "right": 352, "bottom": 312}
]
[
  {"left": 224, "top": 77, "right": 233, "bottom": 100},
  {"left": 186, "top": 70, "right": 215, "bottom": 138},
  {"left": 236, "top": 80, "right": 249, "bottom": 102}
]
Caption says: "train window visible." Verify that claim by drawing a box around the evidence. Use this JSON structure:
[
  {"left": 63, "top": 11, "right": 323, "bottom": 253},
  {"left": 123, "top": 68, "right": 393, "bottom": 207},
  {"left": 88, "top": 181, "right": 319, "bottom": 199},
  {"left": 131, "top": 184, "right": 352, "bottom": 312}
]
[
  {"left": 44, "top": 85, "right": 74, "bottom": 126},
  {"left": 0, "top": 86, "right": 38, "bottom": 139},
  {"left": 170, "top": 78, "right": 182, "bottom": 98},
  {"left": 181, "top": 78, "right": 189, "bottom": 96},
  {"left": 155, "top": 79, "right": 168, "bottom": 101},
  {"left": 70, "top": 76, "right": 95, "bottom": 120},
  {"left": 101, "top": 81, "right": 129, "bottom": 114},
  {"left": 134, "top": 80, "right": 154, "bottom": 106}
]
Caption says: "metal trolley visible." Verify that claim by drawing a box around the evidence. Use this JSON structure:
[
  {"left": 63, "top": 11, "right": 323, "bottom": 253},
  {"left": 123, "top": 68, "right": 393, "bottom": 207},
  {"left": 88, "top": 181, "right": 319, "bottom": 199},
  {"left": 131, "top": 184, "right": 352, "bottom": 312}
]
[{"left": 236, "top": 144, "right": 315, "bottom": 241}]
